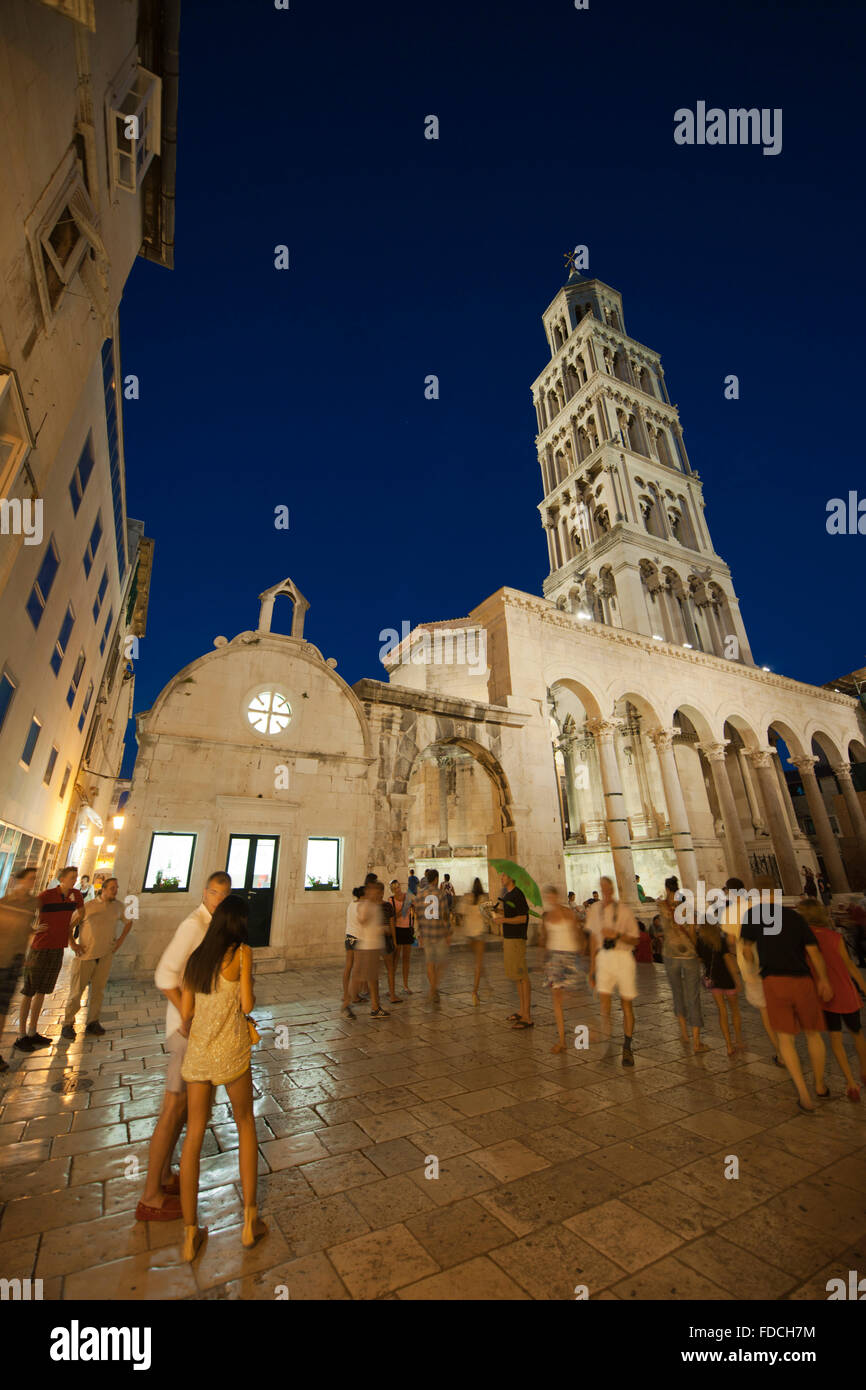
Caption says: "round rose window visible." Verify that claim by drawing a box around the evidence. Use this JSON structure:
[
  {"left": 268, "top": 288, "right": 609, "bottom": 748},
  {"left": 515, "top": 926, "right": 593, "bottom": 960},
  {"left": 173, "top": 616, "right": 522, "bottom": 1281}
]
[{"left": 247, "top": 690, "right": 292, "bottom": 735}]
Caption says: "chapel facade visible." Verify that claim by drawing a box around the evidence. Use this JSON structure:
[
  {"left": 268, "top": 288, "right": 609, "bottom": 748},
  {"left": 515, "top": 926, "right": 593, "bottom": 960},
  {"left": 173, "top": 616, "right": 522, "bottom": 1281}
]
[{"left": 112, "top": 275, "right": 866, "bottom": 975}]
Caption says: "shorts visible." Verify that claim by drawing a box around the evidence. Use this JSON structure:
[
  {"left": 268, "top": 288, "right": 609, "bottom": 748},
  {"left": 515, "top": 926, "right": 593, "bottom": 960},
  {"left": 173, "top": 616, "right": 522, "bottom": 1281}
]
[
  {"left": 421, "top": 931, "right": 450, "bottom": 965},
  {"left": 763, "top": 975, "right": 824, "bottom": 1035},
  {"left": 21, "top": 946, "right": 64, "bottom": 997},
  {"left": 165, "top": 1029, "right": 188, "bottom": 1094},
  {"left": 824, "top": 1009, "right": 862, "bottom": 1034},
  {"left": 353, "top": 948, "right": 380, "bottom": 983},
  {"left": 595, "top": 948, "right": 637, "bottom": 1001},
  {"left": 743, "top": 973, "right": 766, "bottom": 1010},
  {"left": 395, "top": 927, "right": 415, "bottom": 945},
  {"left": 544, "top": 950, "right": 582, "bottom": 991},
  {"left": 503, "top": 937, "right": 528, "bottom": 981},
  {"left": 0, "top": 956, "right": 24, "bottom": 1017}
]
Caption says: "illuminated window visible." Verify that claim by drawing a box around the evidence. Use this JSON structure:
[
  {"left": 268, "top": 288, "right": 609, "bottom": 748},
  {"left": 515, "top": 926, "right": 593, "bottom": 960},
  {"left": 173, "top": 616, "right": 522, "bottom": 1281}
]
[
  {"left": 304, "top": 837, "right": 341, "bottom": 890},
  {"left": 247, "top": 690, "right": 292, "bottom": 735},
  {"left": 143, "top": 832, "right": 197, "bottom": 892}
]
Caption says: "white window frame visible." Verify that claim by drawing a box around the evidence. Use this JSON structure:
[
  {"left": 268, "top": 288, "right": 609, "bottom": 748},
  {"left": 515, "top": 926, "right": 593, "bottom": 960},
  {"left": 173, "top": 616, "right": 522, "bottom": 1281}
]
[
  {"left": 0, "top": 371, "right": 34, "bottom": 499},
  {"left": 37, "top": 0, "right": 96, "bottom": 28},
  {"left": 106, "top": 55, "right": 162, "bottom": 196},
  {"left": 25, "top": 152, "right": 108, "bottom": 331}
]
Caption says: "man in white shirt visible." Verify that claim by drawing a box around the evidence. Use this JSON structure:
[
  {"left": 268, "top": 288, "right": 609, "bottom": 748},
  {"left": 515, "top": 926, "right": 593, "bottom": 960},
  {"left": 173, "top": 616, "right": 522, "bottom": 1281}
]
[
  {"left": 60, "top": 878, "right": 131, "bottom": 1038},
  {"left": 135, "top": 871, "right": 231, "bottom": 1222},
  {"left": 587, "top": 875, "right": 640, "bottom": 1066}
]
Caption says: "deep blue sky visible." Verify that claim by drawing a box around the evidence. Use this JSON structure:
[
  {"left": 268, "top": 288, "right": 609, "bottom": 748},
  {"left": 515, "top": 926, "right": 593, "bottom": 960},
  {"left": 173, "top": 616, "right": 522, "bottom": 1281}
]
[{"left": 119, "top": 0, "right": 866, "bottom": 776}]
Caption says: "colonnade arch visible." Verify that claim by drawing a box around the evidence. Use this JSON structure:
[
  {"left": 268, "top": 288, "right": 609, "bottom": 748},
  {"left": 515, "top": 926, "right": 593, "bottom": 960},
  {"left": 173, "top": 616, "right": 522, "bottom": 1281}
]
[{"left": 546, "top": 676, "right": 866, "bottom": 902}]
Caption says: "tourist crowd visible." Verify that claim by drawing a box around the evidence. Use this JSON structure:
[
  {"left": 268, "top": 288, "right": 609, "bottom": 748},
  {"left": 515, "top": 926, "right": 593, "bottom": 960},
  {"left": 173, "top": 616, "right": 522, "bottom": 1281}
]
[{"left": 1, "top": 856, "right": 865, "bottom": 1265}]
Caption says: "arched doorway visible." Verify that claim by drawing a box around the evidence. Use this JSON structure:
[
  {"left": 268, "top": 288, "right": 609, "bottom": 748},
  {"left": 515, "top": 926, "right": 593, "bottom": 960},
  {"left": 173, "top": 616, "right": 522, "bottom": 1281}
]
[{"left": 406, "top": 738, "right": 514, "bottom": 895}]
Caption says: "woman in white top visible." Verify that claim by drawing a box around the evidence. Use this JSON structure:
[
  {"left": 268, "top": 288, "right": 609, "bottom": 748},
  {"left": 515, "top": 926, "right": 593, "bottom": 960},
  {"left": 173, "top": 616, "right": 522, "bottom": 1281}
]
[
  {"left": 461, "top": 877, "right": 490, "bottom": 1005},
  {"left": 354, "top": 882, "right": 389, "bottom": 1018},
  {"left": 538, "top": 885, "right": 583, "bottom": 1053}
]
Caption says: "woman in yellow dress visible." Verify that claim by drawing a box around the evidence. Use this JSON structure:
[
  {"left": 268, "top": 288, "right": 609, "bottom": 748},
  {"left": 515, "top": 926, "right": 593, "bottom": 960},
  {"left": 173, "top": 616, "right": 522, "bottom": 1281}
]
[{"left": 178, "top": 894, "right": 267, "bottom": 1261}]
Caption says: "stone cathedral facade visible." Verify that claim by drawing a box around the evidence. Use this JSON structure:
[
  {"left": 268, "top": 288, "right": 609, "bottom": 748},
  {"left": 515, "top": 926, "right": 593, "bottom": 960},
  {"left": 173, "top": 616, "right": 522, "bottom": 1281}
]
[{"left": 114, "top": 273, "right": 866, "bottom": 975}]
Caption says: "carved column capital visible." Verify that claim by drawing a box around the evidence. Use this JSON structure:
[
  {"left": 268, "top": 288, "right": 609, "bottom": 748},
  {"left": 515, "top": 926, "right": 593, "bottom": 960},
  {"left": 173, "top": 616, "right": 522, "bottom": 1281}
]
[
  {"left": 585, "top": 717, "right": 623, "bottom": 744},
  {"left": 646, "top": 726, "right": 678, "bottom": 754},
  {"left": 695, "top": 741, "right": 730, "bottom": 764},
  {"left": 746, "top": 747, "right": 777, "bottom": 770},
  {"left": 790, "top": 755, "right": 820, "bottom": 776},
  {"left": 831, "top": 761, "right": 853, "bottom": 782}
]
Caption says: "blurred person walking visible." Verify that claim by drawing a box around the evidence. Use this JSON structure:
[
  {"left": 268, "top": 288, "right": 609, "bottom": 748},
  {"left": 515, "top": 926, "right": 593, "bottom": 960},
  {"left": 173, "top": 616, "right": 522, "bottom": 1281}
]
[
  {"left": 740, "top": 898, "right": 833, "bottom": 1113},
  {"left": 462, "top": 876, "right": 490, "bottom": 1005},
  {"left": 798, "top": 898, "right": 866, "bottom": 1102},
  {"left": 354, "top": 880, "right": 390, "bottom": 1017},
  {"left": 539, "top": 885, "right": 583, "bottom": 1053},
  {"left": 0, "top": 867, "right": 41, "bottom": 1070},
  {"left": 416, "top": 869, "right": 453, "bottom": 1006},
  {"left": 390, "top": 878, "right": 416, "bottom": 993},
  {"left": 657, "top": 875, "right": 707, "bottom": 1054},
  {"left": 586, "top": 876, "right": 640, "bottom": 1065}
]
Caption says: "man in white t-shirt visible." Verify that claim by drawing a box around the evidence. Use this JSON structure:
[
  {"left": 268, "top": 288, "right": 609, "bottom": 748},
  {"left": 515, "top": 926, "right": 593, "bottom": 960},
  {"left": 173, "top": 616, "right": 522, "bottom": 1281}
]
[
  {"left": 586, "top": 875, "right": 640, "bottom": 1066},
  {"left": 135, "top": 871, "right": 231, "bottom": 1222},
  {"left": 60, "top": 878, "right": 131, "bottom": 1037}
]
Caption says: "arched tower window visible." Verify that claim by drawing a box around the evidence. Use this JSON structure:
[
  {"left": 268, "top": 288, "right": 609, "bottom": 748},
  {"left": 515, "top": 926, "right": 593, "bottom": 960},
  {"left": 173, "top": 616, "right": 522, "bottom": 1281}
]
[{"left": 656, "top": 429, "right": 674, "bottom": 468}]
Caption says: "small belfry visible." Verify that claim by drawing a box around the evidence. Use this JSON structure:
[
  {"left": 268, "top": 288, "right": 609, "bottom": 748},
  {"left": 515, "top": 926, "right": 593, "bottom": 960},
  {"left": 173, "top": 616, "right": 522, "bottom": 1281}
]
[
  {"left": 533, "top": 270, "right": 752, "bottom": 662},
  {"left": 257, "top": 577, "right": 310, "bottom": 638}
]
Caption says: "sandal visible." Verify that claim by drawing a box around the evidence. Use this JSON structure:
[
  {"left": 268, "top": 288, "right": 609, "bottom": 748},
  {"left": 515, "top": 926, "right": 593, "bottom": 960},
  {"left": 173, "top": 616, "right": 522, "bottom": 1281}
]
[
  {"left": 512, "top": 1019, "right": 534, "bottom": 1030},
  {"left": 506, "top": 1013, "right": 521, "bottom": 1022},
  {"left": 551, "top": 1041, "right": 566, "bottom": 1054},
  {"left": 797, "top": 1098, "right": 816, "bottom": 1114}
]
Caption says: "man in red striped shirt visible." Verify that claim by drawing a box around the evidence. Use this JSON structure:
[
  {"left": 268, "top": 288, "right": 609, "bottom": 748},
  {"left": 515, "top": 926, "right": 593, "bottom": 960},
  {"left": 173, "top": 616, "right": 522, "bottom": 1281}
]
[{"left": 15, "top": 867, "right": 84, "bottom": 1052}]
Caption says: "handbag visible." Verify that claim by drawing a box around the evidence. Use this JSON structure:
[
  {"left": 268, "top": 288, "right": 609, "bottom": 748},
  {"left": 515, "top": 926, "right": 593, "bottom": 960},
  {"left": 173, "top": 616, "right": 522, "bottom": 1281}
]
[{"left": 239, "top": 945, "right": 260, "bottom": 1044}]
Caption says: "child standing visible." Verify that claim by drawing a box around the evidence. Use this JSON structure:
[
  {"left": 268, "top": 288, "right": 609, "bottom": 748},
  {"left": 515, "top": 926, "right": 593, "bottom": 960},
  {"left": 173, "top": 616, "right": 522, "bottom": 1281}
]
[{"left": 696, "top": 919, "right": 743, "bottom": 1057}]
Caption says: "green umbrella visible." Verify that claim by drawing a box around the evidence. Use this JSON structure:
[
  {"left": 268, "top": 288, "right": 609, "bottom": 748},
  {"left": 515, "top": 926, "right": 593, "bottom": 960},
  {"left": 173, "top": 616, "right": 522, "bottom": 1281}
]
[{"left": 489, "top": 859, "right": 543, "bottom": 916}]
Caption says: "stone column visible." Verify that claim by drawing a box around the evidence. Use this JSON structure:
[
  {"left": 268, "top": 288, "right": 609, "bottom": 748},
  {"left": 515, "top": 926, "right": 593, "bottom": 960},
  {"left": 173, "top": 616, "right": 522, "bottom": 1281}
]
[
  {"left": 791, "top": 756, "right": 850, "bottom": 893},
  {"left": 746, "top": 749, "right": 801, "bottom": 894},
  {"left": 832, "top": 762, "right": 866, "bottom": 856},
  {"left": 737, "top": 749, "right": 765, "bottom": 834},
  {"left": 647, "top": 728, "right": 698, "bottom": 892},
  {"left": 558, "top": 735, "right": 581, "bottom": 841},
  {"left": 586, "top": 718, "right": 638, "bottom": 903},
  {"left": 435, "top": 754, "right": 452, "bottom": 855},
  {"left": 772, "top": 748, "right": 800, "bottom": 835},
  {"left": 697, "top": 742, "right": 752, "bottom": 885}
]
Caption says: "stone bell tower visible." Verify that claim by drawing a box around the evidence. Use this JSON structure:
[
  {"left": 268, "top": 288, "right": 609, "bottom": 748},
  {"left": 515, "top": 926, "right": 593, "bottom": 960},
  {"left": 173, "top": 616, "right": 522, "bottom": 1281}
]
[{"left": 532, "top": 270, "right": 753, "bottom": 664}]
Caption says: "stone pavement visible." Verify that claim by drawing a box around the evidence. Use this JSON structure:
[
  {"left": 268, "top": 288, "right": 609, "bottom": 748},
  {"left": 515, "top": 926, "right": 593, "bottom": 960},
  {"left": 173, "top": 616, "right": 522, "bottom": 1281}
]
[{"left": 1, "top": 942, "right": 865, "bottom": 1301}]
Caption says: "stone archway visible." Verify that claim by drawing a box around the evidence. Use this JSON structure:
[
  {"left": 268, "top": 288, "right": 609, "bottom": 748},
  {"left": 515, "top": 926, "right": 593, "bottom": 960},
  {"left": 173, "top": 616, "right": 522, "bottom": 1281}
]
[{"left": 406, "top": 737, "right": 514, "bottom": 893}]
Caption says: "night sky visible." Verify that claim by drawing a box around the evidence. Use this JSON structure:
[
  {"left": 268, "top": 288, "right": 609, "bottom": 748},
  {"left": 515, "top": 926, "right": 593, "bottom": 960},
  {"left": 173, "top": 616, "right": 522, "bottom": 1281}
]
[{"left": 118, "top": 0, "right": 866, "bottom": 777}]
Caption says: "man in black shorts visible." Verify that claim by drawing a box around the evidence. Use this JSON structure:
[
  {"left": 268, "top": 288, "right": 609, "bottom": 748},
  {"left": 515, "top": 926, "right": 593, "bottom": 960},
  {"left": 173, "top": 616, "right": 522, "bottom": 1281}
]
[{"left": 16, "top": 867, "right": 84, "bottom": 1051}]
